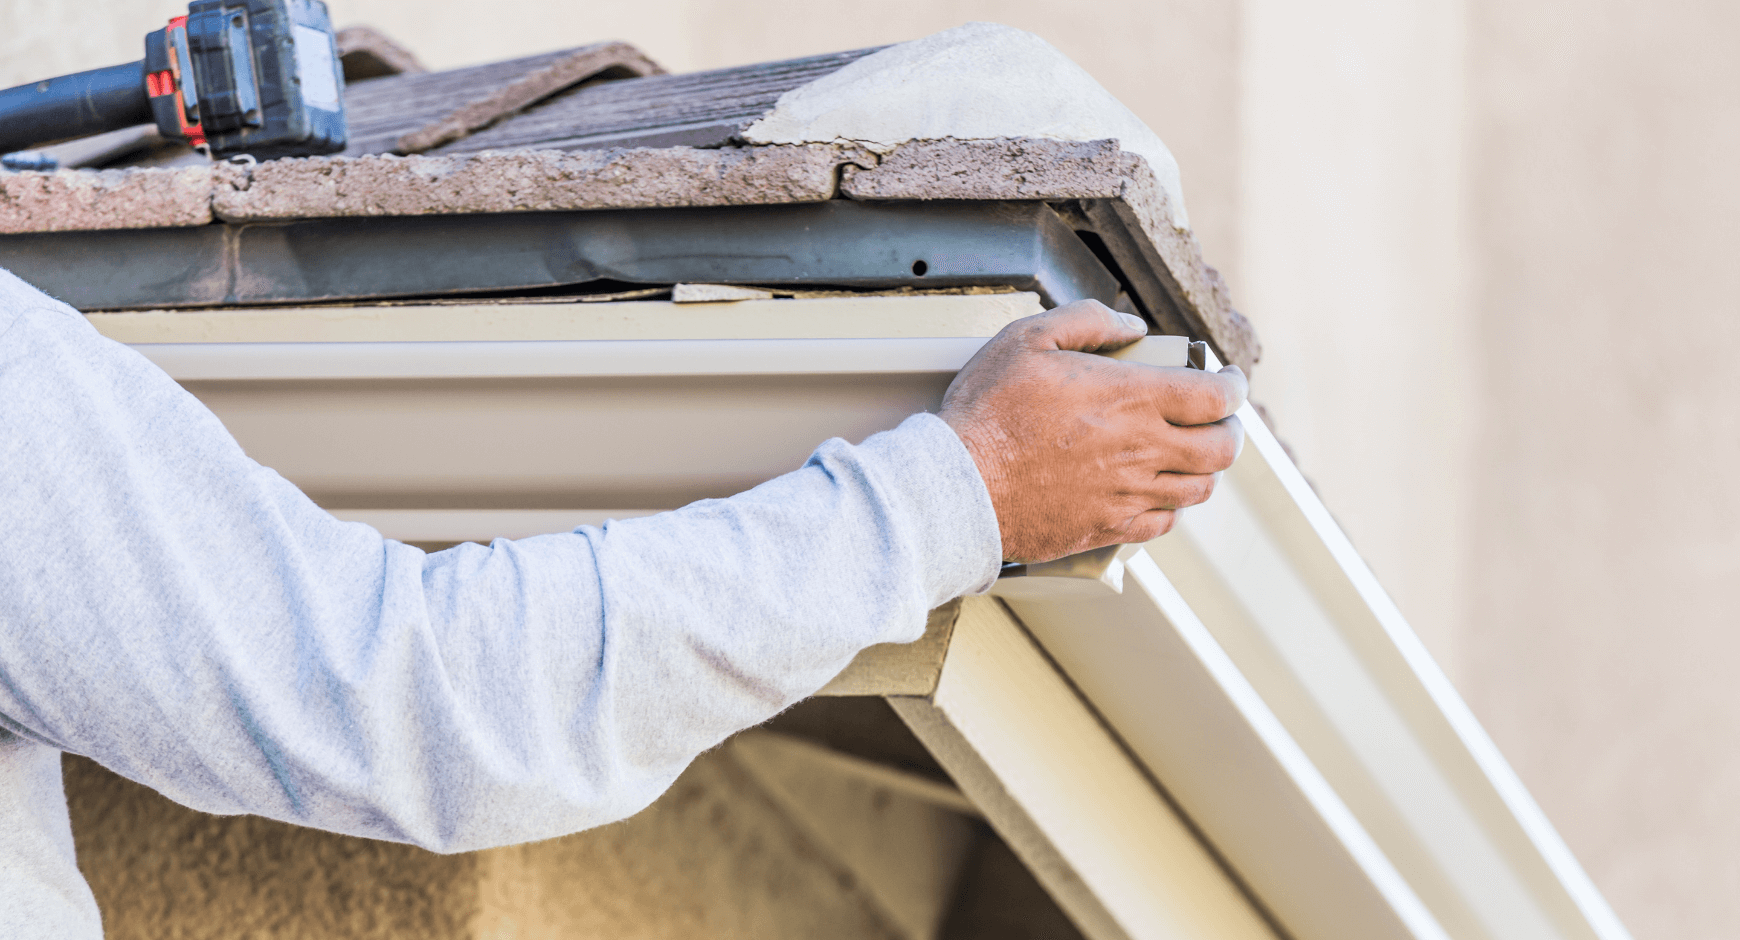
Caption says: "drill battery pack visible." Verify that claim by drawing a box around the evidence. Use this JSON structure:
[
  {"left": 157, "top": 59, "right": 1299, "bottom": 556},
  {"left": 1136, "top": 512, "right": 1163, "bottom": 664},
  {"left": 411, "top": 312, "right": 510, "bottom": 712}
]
[{"left": 144, "top": 0, "right": 346, "bottom": 159}]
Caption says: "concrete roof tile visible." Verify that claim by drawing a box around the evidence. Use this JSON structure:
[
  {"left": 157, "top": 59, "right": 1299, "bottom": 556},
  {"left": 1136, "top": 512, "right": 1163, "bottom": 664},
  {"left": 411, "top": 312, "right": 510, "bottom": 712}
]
[
  {"left": 211, "top": 145, "right": 866, "bottom": 221},
  {"left": 0, "top": 165, "right": 211, "bottom": 234}
]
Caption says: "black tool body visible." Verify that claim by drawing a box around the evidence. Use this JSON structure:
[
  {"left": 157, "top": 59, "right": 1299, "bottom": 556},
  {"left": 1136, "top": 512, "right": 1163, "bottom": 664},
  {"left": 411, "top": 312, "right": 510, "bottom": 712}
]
[{"left": 0, "top": 0, "right": 345, "bottom": 160}]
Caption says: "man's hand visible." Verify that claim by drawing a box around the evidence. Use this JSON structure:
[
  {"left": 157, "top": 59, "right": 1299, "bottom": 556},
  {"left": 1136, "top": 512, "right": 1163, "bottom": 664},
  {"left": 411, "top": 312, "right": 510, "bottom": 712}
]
[{"left": 939, "top": 300, "right": 1248, "bottom": 564}]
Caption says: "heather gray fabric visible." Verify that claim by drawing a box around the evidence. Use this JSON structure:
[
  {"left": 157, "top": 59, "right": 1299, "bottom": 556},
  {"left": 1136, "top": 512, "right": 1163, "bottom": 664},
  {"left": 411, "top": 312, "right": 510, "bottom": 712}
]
[{"left": 0, "top": 268, "right": 1002, "bottom": 937}]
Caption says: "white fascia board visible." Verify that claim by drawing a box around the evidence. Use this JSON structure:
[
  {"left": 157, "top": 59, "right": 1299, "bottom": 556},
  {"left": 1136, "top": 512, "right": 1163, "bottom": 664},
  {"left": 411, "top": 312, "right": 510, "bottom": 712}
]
[{"left": 88, "top": 292, "right": 1045, "bottom": 344}]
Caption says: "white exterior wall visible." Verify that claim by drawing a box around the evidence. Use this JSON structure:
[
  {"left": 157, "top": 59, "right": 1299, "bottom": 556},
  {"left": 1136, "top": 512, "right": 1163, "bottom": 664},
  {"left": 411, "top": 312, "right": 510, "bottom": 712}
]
[{"left": 7, "top": 2, "right": 1737, "bottom": 936}]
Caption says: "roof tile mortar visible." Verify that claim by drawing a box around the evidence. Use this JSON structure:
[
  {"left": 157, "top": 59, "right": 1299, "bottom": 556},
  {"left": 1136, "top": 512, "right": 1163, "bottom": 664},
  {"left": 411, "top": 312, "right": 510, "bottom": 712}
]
[
  {"left": 742, "top": 22, "right": 1190, "bottom": 229},
  {"left": 0, "top": 166, "right": 212, "bottom": 234},
  {"left": 840, "top": 138, "right": 1128, "bottom": 201},
  {"left": 213, "top": 146, "right": 870, "bottom": 221}
]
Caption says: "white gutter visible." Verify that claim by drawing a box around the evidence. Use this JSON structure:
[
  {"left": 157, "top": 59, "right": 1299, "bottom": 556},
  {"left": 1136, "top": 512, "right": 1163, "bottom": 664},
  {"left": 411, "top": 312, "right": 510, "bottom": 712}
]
[
  {"left": 132, "top": 337, "right": 995, "bottom": 381},
  {"left": 104, "top": 299, "right": 1630, "bottom": 940},
  {"left": 1003, "top": 361, "right": 1632, "bottom": 940}
]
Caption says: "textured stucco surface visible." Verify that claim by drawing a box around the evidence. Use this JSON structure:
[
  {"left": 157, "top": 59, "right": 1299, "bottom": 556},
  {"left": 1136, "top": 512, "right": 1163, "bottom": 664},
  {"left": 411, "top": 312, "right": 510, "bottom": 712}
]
[
  {"left": 730, "top": 731, "right": 981, "bottom": 940},
  {"left": 0, "top": 166, "right": 211, "bottom": 234},
  {"left": 469, "top": 747, "right": 908, "bottom": 940},
  {"left": 64, "top": 755, "right": 481, "bottom": 939},
  {"left": 1460, "top": 2, "right": 1740, "bottom": 937},
  {"left": 65, "top": 744, "right": 917, "bottom": 940}
]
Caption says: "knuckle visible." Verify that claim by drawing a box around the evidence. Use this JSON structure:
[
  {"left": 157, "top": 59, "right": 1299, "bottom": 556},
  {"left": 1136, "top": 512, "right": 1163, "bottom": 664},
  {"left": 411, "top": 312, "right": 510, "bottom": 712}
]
[
  {"left": 1219, "top": 372, "right": 1248, "bottom": 410},
  {"left": 1136, "top": 511, "right": 1177, "bottom": 540},
  {"left": 1201, "top": 382, "right": 1235, "bottom": 420},
  {"left": 1013, "top": 319, "right": 1052, "bottom": 344},
  {"left": 1211, "top": 430, "right": 1240, "bottom": 469},
  {"left": 1152, "top": 373, "right": 1226, "bottom": 426},
  {"left": 1163, "top": 473, "right": 1217, "bottom": 508}
]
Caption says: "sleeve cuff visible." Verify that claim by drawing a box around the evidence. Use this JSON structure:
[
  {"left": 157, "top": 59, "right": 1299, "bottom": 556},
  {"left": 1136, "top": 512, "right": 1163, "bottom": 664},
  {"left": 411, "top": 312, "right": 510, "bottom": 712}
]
[{"left": 854, "top": 412, "right": 1003, "bottom": 604}]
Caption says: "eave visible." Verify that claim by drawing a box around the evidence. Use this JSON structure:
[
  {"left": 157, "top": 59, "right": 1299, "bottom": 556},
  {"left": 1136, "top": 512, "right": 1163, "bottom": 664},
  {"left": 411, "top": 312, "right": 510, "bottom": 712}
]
[{"left": 0, "top": 138, "right": 1257, "bottom": 370}]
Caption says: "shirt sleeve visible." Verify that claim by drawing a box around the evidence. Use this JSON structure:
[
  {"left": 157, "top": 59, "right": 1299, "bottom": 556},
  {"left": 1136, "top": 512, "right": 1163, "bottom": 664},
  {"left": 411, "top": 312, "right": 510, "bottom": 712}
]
[{"left": 0, "top": 269, "right": 1002, "bottom": 853}]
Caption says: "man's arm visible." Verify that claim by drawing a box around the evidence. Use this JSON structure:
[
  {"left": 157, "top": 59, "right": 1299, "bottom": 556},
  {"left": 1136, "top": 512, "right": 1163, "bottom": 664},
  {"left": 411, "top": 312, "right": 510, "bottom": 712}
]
[{"left": 0, "top": 270, "right": 1239, "bottom": 852}]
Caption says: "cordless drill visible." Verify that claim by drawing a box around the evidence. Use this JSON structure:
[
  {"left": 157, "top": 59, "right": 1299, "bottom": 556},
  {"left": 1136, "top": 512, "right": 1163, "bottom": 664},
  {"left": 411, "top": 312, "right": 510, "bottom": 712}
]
[{"left": 0, "top": 0, "right": 346, "bottom": 162}]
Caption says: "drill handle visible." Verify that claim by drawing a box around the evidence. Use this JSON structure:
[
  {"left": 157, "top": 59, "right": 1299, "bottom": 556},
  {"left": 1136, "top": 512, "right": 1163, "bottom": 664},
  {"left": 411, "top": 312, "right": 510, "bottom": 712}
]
[{"left": 0, "top": 61, "right": 152, "bottom": 154}]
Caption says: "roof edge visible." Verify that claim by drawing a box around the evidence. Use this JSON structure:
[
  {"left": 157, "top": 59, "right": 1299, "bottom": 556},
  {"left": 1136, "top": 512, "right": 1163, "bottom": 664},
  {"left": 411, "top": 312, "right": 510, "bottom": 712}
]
[
  {"left": 842, "top": 137, "right": 1254, "bottom": 368},
  {"left": 0, "top": 140, "right": 1255, "bottom": 368},
  {"left": 0, "top": 165, "right": 213, "bottom": 233},
  {"left": 216, "top": 145, "right": 862, "bottom": 219}
]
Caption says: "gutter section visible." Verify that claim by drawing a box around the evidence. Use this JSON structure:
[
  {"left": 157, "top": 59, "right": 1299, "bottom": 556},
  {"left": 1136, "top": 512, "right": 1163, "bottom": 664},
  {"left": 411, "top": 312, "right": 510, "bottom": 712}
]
[{"left": 107, "top": 303, "right": 1629, "bottom": 940}]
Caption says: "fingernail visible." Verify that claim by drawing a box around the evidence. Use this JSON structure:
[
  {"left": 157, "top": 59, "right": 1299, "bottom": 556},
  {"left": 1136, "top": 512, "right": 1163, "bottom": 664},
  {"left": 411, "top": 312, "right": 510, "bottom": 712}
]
[{"left": 1118, "top": 312, "right": 1146, "bottom": 332}]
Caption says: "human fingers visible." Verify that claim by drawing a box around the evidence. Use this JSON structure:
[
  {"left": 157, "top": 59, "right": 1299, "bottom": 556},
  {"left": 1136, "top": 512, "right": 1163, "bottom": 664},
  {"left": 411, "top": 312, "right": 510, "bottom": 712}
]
[
  {"left": 1217, "top": 365, "right": 1249, "bottom": 415},
  {"left": 1123, "top": 365, "right": 1249, "bottom": 427},
  {"left": 1011, "top": 299, "right": 1148, "bottom": 354},
  {"left": 1109, "top": 508, "right": 1180, "bottom": 544},
  {"left": 1125, "top": 417, "right": 1244, "bottom": 476},
  {"left": 1117, "top": 470, "right": 1221, "bottom": 512}
]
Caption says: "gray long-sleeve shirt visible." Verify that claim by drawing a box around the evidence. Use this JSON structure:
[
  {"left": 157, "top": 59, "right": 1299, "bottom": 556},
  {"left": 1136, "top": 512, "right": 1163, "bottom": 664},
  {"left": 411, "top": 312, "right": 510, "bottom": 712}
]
[{"left": 0, "top": 269, "right": 1002, "bottom": 936}]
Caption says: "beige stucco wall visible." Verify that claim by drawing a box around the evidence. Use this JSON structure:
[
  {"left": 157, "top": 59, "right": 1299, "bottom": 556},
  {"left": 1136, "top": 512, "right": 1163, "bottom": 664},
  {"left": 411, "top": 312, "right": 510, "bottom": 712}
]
[
  {"left": 1461, "top": 3, "right": 1740, "bottom": 938},
  {"left": 64, "top": 740, "right": 937, "bottom": 939},
  {"left": 1236, "top": 0, "right": 1474, "bottom": 669},
  {"left": 6, "top": 1, "right": 1738, "bottom": 937}
]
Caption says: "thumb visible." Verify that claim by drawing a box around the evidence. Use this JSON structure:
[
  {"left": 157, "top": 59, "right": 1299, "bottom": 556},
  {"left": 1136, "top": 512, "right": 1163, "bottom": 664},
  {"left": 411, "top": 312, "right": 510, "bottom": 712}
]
[{"left": 1023, "top": 300, "right": 1148, "bottom": 353}]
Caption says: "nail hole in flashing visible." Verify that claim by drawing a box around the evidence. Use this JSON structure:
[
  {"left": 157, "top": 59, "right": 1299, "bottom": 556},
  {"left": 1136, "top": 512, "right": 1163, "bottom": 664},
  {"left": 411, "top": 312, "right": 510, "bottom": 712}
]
[{"left": 911, "top": 260, "right": 928, "bottom": 276}]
